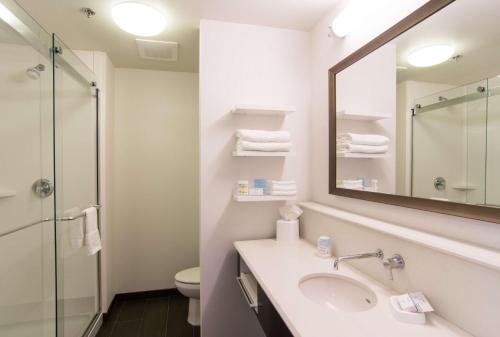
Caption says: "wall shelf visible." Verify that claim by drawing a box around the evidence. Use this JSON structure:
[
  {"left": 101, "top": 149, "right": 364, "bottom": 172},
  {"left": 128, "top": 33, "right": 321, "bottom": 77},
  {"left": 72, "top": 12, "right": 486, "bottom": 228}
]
[
  {"left": 0, "top": 189, "right": 16, "bottom": 198},
  {"left": 337, "top": 185, "right": 376, "bottom": 192},
  {"left": 233, "top": 151, "right": 293, "bottom": 157},
  {"left": 336, "top": 152, "right": 387, "bottom": 159},
  {"left": 337, "top": 110, "right": 390, "bottom": 121},
  {"left": 231, "top": 104, "right": 295, "bottom": 116},
  {"left": 233, "top": 194, "right": 296, "bottom": 202}
]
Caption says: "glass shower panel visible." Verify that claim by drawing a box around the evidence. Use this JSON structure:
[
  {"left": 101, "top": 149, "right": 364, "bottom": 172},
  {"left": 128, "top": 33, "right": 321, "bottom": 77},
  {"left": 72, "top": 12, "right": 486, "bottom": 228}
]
[
  {"left": 0, "top": 0, "right": 56, "bottom": 336},
  {"left": 412, "top": 80, "right": 487, "bottom": 204},
  {"left": 486, "top": 76, "right": 500, "bottom": 207},
  {"left": 53, "top": 35, "right": 99, "bottom": 337}
]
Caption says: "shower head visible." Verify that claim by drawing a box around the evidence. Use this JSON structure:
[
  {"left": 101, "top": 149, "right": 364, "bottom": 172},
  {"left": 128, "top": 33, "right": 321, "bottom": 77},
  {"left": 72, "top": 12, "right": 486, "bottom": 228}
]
[{"left": 26, "top": 64, "right": 45, "bottom": 80}]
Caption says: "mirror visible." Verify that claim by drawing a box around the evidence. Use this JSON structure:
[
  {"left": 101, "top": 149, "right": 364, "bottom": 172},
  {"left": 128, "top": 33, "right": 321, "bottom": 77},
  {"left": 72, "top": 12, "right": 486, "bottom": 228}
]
[{"left": 330, "top": 0, "right": 500, "bottom": 223}]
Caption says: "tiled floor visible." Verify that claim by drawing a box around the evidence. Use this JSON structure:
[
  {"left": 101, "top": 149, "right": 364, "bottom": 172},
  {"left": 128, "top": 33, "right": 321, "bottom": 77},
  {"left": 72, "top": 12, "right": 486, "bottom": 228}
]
[{"left": 96, "top": 292, "right": 200, "bottom": 337}]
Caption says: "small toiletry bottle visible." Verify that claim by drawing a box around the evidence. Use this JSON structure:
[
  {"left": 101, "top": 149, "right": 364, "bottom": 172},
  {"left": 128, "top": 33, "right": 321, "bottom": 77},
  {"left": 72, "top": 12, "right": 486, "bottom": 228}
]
[
  {"left": 254, "top": 179, "right": 267, "bottom": 189},
  {"left": 237, "top": 180, "right": 249, "bottom": 195},
  {"left": 371, "top": 179, "right": 378, "bottom": 192},
  {"left": 317, "top": 236, "right": 331, "bottom": 258}
]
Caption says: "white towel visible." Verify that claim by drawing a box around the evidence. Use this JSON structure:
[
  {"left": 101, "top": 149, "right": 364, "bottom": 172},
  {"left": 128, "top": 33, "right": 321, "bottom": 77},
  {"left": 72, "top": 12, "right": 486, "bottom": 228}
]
[
  {"left": 268, "top": 184, "right": 297, "bottom": 192},
  {"left": 269, "top": 190, "right": 297, "bottom": 196},
  {"left": 337, "top": 143, "right": 388, "bottom": 154},
  {"left": 236, "top": 129, "right": 291, "bottom": 143},
  {"left": 237, "top": 140, "right": 291, "bottom": 152},
  {"left": 67, "top": 207, "right": 84, "bottom": 249},
  {"left": 269, "top": 180, "right": 295, "bottom": 185},
  {"left": 83, "top": 207, "right": 102, "bottom": 256},
  {"left": 338, "top": 133, "right": 389, "bottom": 146}
]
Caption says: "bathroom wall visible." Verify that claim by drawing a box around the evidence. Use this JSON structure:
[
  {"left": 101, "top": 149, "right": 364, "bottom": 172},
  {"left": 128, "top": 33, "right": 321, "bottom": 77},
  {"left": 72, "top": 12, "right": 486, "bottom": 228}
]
[
  {"left": 307, "top": 1, "right": 500, "bottom": 337},
  {"left": 199, "top": 19, "right": 311, "bottom": 337},
  {"left": 113, "top": 68, "right": 199, "bottom": 294}
]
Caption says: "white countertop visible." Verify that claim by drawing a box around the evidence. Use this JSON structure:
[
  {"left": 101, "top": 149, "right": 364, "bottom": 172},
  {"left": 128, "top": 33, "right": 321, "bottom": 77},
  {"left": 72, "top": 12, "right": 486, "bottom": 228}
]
[{"left": 234, "top": 239, "right": 472, "bottom": 337}]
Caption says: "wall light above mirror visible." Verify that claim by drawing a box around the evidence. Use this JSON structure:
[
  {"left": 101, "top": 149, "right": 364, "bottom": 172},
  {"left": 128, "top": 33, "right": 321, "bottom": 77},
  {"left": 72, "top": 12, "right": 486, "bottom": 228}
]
[{"left": 329, "top": 0, "right": 500, "bottom": 223}]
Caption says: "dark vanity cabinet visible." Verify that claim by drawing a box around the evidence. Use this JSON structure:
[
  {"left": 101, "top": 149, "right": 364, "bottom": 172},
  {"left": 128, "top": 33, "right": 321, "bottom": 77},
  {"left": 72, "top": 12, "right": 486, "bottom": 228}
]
[{"left": 237, "top": 253, "right": 293, "bottom": 337}]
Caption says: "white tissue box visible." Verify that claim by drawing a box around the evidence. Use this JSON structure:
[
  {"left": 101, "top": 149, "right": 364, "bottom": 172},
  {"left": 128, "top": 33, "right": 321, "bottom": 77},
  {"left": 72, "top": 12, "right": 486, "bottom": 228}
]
[{"left": 276, "top": 219, "right": 299, "bottom": 242}]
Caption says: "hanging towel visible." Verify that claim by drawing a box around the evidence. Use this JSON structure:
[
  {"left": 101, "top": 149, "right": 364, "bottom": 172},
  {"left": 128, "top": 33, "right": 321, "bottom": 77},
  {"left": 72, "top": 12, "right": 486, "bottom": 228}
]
[
  {"left": 68, "top": 207, "right": 84, "bottom": 249},
  {"left": 337, "top": 144, "right": 388, "bottom": 154},
  {"left": 236, "top": 129, "right": 291, "bottom": 143},
  {"left": 83, "top": 207, "right": 102, "bottom": 256},
  {"left": 338, "top": 133, "right": 389, "bottom": 146},
  {"left": 237, "top": 140, "right": 292, "bottom": 152}
]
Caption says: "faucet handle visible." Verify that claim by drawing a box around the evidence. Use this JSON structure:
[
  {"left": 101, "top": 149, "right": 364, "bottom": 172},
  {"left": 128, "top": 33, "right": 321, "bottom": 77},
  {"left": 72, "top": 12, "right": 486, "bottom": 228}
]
[{"left": 383, "top": 254, "right": 405, "bottom": 280}]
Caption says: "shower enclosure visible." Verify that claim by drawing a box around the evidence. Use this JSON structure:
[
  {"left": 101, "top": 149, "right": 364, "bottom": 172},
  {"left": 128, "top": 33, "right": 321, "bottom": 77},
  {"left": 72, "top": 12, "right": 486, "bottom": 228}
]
[
  {"left": 412, "top": 76, "right": 500, "bottom": 207},
  {"left": 0, "top": 1, "right": 101, "bottom": 336}
]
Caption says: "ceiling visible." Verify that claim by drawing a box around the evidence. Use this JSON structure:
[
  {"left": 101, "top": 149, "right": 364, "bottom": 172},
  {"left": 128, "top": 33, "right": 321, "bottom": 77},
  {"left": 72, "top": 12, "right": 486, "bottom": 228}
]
[{"left": 15, "top": 0, "right": 340, "bottom": 73}]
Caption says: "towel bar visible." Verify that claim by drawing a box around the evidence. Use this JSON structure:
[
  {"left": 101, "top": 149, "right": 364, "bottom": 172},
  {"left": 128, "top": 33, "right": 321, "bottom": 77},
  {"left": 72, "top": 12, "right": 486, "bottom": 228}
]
[{"left": 0, "top": 204, "right": 102, "bottom": 238}]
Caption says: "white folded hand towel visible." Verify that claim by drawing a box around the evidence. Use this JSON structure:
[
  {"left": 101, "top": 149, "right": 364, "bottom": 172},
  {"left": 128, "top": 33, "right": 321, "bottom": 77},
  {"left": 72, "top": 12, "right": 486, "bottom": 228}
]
[
  {"left": 338, "top": 133, "right": 389, "bottom": 146},
  {"left": 339, "top": 144, "right": 388, "bottom": 154},
  {"left": 269, "top": 180, "right": 295, "bottom": 185},
  {"left": 269, "top": 190, "right": 297, "bottom": 196},
  {"left": 237, "top": 140, "right": 291, "bottom": 152},
  {"left": 83, "top": 207, "right": 102, "bottom": 256},
  {"left": 268, "top": 184, "right": 297, "bottom": 192},
  {"left": 236, "top": 129, "right": 291, "bottom": 143}
]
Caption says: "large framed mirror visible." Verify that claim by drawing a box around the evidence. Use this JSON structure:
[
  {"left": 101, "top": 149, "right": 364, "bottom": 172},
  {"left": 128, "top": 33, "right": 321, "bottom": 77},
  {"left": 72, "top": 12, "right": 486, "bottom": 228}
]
[{"left": 329, "top": 0, "right": 500, "bottom": 223}]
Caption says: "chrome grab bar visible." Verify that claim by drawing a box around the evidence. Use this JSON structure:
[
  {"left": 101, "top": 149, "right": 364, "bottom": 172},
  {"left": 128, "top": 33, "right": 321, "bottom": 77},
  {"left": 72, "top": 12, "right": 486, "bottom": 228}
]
[{"left": 0, "top": 204, "right": 101, "bottom": 239}]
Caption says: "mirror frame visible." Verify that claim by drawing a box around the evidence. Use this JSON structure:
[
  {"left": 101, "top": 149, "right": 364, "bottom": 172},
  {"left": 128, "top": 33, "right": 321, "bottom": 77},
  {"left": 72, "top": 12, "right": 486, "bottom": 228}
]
[{"left": 329, "top": 0, "right": 500, "bottom": 224}]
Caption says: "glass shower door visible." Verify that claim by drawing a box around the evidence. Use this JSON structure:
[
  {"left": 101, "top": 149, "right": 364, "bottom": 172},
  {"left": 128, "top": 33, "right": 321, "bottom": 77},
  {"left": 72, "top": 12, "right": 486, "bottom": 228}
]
[
  {"left": 53, "top": 35, "right": 100, "bottom": 337},
  {"left": 0, "top": 0, "right": 56, "bottom": 336}
]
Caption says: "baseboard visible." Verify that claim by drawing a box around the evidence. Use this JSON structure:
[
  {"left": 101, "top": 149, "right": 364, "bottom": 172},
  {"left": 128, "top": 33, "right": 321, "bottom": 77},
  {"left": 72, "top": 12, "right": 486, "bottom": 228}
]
[{"left": 103, "top": 288, "right": 179, "bottom": 322}]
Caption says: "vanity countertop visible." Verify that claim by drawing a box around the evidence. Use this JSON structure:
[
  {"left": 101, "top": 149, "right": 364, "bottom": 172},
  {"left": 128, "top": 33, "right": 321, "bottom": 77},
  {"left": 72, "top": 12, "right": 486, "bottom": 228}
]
[{"left": 234, "top": 239, "right": 472, "bottom": 337}]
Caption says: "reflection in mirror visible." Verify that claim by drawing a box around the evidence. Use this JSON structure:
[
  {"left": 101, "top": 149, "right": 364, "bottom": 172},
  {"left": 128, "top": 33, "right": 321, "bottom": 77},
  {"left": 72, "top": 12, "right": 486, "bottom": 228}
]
[{"left": 335, "top": 0, "right": 500, "bottom": 208}]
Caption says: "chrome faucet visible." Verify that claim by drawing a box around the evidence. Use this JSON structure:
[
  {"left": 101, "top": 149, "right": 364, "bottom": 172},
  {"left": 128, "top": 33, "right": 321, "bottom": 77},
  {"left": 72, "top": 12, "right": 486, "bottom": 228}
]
[{"left": 333, "top": 249, "right": 384, "bottom": 270}]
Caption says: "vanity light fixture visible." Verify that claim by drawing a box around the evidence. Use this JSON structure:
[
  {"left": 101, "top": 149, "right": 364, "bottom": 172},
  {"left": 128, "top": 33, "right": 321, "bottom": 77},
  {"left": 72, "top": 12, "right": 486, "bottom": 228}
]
[
  {"left": 407, "top": 45, "right": 455, "bottom": 67},
  {"left": 112, "top": 2, "right": 166, "bottom": 37}
]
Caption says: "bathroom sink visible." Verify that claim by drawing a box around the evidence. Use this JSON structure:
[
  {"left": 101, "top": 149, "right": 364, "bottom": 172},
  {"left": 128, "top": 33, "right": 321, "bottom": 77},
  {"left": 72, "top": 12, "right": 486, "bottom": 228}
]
[{"left": 299, "top": 274, "right": 377, "bottom": 312}]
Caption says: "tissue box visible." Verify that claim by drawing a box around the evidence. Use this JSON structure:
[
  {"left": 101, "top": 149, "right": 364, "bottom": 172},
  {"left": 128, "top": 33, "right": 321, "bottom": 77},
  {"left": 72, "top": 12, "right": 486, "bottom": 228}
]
[{"left": 276, "top": 219, "right": 299, "bottom": 242}]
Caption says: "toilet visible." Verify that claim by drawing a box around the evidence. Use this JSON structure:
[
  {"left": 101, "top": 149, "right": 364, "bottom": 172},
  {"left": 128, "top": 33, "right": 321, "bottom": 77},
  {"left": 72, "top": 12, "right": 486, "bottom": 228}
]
[{"left": 175, "top": 267, "right": 200, "bottom": 326}]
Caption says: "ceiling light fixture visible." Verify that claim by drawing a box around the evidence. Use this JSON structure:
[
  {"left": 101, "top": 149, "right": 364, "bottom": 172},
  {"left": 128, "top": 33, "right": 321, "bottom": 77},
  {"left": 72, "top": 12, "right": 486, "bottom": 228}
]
[
  {"left": 407, "top": 45, "right": 455, "bottom": 67},
  {"left": 112, "top": 2, "right": 166, "bottom": 37}
]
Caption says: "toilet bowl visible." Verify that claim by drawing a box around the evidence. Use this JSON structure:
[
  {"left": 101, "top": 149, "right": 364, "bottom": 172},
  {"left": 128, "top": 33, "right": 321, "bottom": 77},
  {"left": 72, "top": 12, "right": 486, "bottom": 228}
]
[{"left": 175, "top": 267, "right": 200, "bottom": 326}]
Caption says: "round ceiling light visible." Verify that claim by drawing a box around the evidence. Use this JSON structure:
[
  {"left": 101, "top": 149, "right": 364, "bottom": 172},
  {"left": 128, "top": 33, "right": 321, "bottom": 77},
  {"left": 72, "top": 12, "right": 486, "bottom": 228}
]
[
  {"left": 112, "top": 2, "right": 166, "bottom": 37},
  {"left": 407, "top": 45, "right": 455, "bottom": 67}
]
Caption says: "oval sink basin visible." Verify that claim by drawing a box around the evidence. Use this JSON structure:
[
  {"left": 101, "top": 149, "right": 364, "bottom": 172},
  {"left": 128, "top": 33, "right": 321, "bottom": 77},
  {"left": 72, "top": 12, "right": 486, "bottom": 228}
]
[{"left": 299, "top": 274, "right": 377, "bottom": 312}]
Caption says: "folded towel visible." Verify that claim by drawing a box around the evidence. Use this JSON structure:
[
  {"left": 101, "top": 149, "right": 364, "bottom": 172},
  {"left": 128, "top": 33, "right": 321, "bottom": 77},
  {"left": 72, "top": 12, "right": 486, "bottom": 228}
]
[
  {"left": 236, "top": 129, "right": 291, "bottom": 143},
  {"left": 269, "top": 180, "right": 295, "bottom": 185},
  {"left": 337, "top": 133, "right": 389, "bottom": 146},
  {"left": 237, "top": 140, "right": 291, "bottom": 152},
  {"left": 269, "top": 190, "right": 296, "bottom": 196},
  {"left": 83, "top": 207, "right": 102, "bottom": 256},
  {"left": 268, "top": 184, "right": 297, "bottom": 192},
  {"left": 337, "top": 144, "right": 388, "bottom": 154}
]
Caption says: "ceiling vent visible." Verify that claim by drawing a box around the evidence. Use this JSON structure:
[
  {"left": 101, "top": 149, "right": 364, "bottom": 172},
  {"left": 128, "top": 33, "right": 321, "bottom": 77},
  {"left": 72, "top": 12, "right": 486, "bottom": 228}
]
[{"left": 136, "top": 39, "right": 178, "bottom": 61}]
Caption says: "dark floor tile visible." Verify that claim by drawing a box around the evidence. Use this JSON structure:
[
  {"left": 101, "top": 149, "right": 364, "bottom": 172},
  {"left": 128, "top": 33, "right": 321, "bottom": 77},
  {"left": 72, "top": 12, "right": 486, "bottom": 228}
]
[
  {"left": 111, "top": 320, "right": 141, "bottom": 337},
  {"left": 117, "top": 299, "right": 147, "bottom": 322},
  {"left": 166, "top": 294, "right": 193, "bottom": 337},
  {"left": 139, "top": 297, "right": 169, "bottom": 337}
]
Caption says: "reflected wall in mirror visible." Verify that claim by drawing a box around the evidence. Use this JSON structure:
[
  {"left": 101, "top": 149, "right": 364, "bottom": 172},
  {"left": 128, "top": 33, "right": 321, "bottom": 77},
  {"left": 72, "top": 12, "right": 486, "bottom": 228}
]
[{"left": 330, "top": 0, "right": 500, "bottom": 223}]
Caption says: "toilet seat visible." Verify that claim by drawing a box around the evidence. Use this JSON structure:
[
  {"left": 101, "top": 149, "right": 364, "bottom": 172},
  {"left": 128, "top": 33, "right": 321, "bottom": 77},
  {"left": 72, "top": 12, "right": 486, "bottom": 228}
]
[{"left": 175, "top": 267, "right": 200, "bottom": 285}]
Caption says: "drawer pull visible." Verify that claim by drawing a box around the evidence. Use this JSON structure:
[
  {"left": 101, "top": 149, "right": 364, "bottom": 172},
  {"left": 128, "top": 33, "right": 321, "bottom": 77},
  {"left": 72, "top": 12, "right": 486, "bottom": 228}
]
[{"left": 236, "top": 276, "right": 259, "bottom": 311}]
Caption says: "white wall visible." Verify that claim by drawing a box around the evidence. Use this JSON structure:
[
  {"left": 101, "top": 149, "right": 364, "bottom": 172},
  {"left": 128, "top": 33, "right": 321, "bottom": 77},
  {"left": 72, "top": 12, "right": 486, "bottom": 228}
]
[
  {"left": 308, "top": 2, "right": 500, "bottom": 337},
  {"left": 113, "top": 68, "right": 199, "bottom": 294},
  {"left": 199, "top": 19, "right": 311, "bottom": 337}
]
